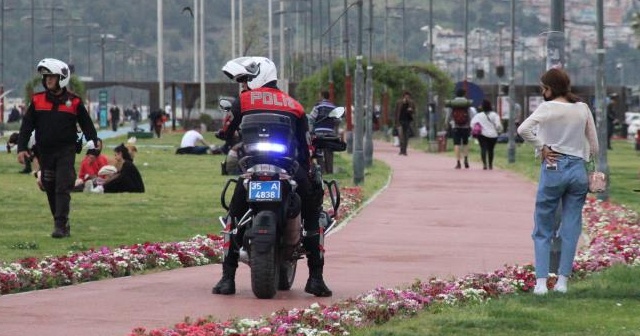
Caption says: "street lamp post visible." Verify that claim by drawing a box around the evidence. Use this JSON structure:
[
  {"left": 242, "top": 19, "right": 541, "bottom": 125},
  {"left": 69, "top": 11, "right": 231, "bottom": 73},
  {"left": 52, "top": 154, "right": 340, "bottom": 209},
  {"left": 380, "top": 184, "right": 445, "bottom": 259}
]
[
  {"left": 100, "top": 33, "right": 116, "bottom": 81},
  {"left": 507, "top": 0, "right": 516, "bottom": 163}
]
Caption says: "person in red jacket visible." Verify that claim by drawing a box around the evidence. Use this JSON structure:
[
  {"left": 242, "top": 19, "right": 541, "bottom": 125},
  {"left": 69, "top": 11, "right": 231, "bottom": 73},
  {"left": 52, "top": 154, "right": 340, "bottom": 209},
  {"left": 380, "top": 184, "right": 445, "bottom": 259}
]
[
  {"left": 17, "top": 58, "right": 101, "bottom": 238},
  {"left": 73, "top": 144, "right": 109, "bottom": 191}
]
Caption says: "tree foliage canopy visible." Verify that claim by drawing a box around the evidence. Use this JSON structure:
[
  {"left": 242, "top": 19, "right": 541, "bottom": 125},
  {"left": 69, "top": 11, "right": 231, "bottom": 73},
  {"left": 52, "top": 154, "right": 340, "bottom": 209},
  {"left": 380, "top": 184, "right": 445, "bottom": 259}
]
[
  {"left": 295, "top": 59, "right": 453, "bottom": 127},
  {"left": 24, "top": 76, "right": 87, "bottom": 103}
]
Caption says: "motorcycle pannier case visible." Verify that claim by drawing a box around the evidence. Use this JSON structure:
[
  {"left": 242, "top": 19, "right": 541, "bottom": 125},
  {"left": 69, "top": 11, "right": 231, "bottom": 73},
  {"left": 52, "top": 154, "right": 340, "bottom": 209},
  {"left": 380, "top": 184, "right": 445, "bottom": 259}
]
[{"left": 240, "top": 113, "right": 295, "bottom": 157}]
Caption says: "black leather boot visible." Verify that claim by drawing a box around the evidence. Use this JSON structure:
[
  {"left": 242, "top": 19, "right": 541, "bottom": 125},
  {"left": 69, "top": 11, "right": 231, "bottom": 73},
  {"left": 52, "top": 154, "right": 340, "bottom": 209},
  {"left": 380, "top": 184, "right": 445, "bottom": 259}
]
[
  {"left": 305, "top": 267, "right": 332, "bottom": 297},
  {"left": 212, "top": 265, "right": 236, "bottom": 295},
  {"left": 51, "top": 223, "right": 70, "bottom": 238}
]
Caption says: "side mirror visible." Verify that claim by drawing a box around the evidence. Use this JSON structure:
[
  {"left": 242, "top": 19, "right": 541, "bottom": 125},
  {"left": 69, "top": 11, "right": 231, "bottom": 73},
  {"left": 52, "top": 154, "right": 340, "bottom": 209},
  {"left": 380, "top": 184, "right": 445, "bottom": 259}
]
[
  {"left": 219, "top": 99, "right": 232, "bottom": 111},
  {"left": 329, "top": 106, "right": 345, "bottom": 119}
]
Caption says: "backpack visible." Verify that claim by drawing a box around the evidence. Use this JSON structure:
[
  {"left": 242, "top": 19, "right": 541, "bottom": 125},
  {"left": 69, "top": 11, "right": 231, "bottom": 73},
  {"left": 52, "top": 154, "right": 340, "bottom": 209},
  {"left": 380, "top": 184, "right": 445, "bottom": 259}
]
[
  {"left": 451, "top": 107, "right": 470, "bottom": 127},
  {"left": 447, "top": 98, "right": 472, "bottom": 127}
]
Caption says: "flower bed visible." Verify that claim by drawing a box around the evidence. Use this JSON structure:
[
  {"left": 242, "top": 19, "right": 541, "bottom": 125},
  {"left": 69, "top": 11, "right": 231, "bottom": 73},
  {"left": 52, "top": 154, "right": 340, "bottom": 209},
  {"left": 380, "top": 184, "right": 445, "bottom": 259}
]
[
  {"left": 128, "top": 198, "right": 640, "bottom": 336},
  {"left": 0, "top": 186, "right": 364, "bottom": 296}
]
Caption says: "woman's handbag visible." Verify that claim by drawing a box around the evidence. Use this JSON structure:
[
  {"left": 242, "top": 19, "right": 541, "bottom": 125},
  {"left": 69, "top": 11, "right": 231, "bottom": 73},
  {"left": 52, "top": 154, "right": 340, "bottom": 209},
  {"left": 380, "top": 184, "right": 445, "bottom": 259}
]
[
  {"left": 589, "top": 171, "right": 607, "bottom": 193},
  {"left": 471, "top": 123, "right": 482, "bottom": 138},
  {"left": 587, "top": 160, "right": 607, "bottom": 193}
]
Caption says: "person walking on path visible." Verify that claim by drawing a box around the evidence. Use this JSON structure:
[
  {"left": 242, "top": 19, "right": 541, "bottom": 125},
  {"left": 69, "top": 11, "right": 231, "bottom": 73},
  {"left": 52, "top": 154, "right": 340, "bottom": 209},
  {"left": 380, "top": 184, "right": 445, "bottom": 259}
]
[
  {"left": 470, "top": 99, "right": 502, "bottom": 170},
  {"left": 445, "top": 88, "right": 475, "bottom": 169},
  {"left": 606, "top": 93, "right": 619, "bottom": 150},
  {"left": 109, "top": 103, "right": 121, "bottom": 132},
  {"left": 17, "top": 58, "right": 101, "bottom": 238},
  {"left": 517, "top": 68, "right": 599, "bottom": 295},
  {"left": 394, "top": 90, "right": 416, "bottom": 156}
]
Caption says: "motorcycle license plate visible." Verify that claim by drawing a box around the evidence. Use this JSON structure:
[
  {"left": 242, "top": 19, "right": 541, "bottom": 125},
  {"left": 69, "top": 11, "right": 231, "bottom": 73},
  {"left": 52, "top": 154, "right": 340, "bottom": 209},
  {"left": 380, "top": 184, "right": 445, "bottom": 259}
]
[{"left": 247, "top": 180, "right": 281, "bottom": 202}]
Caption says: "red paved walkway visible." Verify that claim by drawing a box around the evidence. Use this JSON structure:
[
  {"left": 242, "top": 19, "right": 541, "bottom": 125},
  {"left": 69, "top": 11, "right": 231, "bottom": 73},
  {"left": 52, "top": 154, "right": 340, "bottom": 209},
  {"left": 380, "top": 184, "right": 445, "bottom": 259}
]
[{"left": 0, "top": 140, "right": 538, "bottom": 336}]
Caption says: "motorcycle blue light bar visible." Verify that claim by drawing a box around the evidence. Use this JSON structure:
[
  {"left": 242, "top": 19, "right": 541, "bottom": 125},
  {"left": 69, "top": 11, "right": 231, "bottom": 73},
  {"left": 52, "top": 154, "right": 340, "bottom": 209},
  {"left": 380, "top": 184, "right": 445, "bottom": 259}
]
[{"left": 247, "top": 142, "right": 288, "bottom": 154}]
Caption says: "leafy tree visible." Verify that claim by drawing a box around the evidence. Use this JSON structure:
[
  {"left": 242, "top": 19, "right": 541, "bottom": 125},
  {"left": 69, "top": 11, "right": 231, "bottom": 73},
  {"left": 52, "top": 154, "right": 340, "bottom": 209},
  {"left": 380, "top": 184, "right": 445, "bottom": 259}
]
[
  {"left": 295, "top": 59, "right": 453, "bottom": 129},
  {"left": 24, "top": 75, "right": 87, "bottom": 103}
]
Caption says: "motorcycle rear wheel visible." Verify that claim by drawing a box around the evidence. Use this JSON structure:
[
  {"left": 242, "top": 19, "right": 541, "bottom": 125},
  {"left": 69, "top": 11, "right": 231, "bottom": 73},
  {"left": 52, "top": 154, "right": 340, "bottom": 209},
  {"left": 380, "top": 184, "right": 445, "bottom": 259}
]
[
  {"left": 278, "top": 258, "right": 297, "bottom": 290},
  {"left": 250, "top": 243, "right": 279, "bottom": 299}
]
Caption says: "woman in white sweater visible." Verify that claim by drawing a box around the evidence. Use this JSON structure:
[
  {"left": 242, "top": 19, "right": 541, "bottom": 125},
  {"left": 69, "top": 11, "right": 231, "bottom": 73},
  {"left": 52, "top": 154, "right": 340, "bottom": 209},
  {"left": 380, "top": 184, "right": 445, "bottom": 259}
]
[
  {"left": 470, "top": 99, "right": 503, "bottom": 170},
  {"left": 517, "top": 68, "right": 599, "bottom": 295}
]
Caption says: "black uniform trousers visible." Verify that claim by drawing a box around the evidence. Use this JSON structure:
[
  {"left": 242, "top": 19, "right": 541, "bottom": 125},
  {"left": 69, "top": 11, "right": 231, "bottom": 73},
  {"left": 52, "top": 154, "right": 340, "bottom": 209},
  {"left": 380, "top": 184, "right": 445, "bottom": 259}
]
[{"left": 38, "top": 144, "right": 77, "bottom": 228}]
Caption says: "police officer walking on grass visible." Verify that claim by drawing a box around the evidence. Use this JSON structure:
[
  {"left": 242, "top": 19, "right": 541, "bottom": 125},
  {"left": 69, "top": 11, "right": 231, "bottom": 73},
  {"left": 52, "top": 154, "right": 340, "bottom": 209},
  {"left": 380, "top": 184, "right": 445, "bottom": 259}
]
[
  {"left": 17, "top": 58, "right": 101, "bottom": 238},
  {"left": 212, "top": 56, "right": 333, "bottom": 297}
]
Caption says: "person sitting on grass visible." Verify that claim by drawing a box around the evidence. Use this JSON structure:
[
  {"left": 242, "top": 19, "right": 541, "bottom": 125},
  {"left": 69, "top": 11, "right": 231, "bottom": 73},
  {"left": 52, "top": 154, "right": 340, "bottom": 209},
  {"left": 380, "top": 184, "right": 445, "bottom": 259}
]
[
  {"left": 73, "top": 141, "right": 109, "bottom": 192},
  {"left": 86, "top": 143, "right": 144, "bottom": 193},
  {"left": 176, "top": 125, "right": 214, "bottom": 155}
]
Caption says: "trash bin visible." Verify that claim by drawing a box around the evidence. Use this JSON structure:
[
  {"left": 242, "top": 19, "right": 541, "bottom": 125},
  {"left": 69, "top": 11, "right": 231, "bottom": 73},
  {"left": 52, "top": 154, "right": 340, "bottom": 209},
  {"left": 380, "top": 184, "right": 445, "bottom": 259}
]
[{"left": 437, "top": 131, "right": 447, "bottom": 152}]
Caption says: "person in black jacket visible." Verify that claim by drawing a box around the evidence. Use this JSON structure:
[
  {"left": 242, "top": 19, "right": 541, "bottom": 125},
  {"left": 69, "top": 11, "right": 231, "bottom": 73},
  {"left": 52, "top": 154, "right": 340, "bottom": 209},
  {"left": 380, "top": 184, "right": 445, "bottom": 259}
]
[
  {"left": 17, "top": 58, "right": 101, "bottom": 238},
  {"left": 102, "top": 143, "right": 145, "bottom": 193}
]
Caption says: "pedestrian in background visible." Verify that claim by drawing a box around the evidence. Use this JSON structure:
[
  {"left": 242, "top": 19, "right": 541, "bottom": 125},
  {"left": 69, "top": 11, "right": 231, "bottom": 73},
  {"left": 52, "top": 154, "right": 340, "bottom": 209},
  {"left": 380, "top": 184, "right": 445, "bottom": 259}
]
[
  {"left": 606, "top": 93, "right": 619, "bottom": 150},
  {"left": 394, "top": 90, "right": 415, "bottom": 156},
  {"left": 109, "top": 103, "right": 121, "bottom": 132},
  {"left": 445, "top": 88, "right": 475, "bottom": 169},
  {"left": 517, "top": 68, "right": 599, "bottom": 295},
  {"left": 17, "top": 58, "right": 101, "bottom": 238},
  {"left": 470, "top": 99, "right": 502, "bottom": 170}
]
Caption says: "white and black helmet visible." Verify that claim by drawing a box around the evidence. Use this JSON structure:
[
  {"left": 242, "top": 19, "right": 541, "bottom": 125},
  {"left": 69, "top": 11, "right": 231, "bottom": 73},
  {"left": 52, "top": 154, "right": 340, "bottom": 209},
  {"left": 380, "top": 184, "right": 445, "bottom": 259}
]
[
  {"left": 221, "top": 56, "right": 277, "bottom": 90},
  {"left": 37, "top": 58, "right": 71, "bottom": 89}
]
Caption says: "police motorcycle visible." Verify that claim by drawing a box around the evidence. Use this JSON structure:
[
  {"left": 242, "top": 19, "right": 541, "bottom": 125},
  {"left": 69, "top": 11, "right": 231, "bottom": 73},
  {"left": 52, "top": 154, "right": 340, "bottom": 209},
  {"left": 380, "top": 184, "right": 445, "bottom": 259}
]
[
  {"left": 218, "top": 107, "right": 346, "bottom": 299},
  {"left": 311, "top": 107, "right": 344, "bottom": 174}
]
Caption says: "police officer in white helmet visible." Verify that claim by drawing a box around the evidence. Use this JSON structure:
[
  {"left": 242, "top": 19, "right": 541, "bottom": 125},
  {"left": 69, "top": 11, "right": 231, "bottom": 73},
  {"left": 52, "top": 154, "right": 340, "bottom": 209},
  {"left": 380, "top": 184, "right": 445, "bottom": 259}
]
[
  {"left": 17, "top": 58, "right": 101, "bottom": 238},
  {"left": 213, "top": 56, "right": 332, "bottom": 297}
]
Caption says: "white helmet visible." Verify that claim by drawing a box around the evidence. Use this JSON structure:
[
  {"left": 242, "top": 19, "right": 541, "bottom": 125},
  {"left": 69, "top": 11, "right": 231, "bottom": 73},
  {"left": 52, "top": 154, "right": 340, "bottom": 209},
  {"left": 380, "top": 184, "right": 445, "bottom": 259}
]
[
  {"left": 37, "top": 58, "right": 71, "bottom": 89},
  {"left": 221, "top": 56, "right": 277, "bottom": 90}
]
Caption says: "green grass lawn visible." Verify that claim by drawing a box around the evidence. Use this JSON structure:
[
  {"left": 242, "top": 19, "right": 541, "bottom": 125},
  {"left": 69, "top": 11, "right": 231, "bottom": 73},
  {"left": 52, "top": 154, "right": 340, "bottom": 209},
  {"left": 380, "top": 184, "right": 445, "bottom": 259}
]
[
  {"left": 0, "top": 131, "right": 389, "bottom": 262},
  {"left": 351, "top": 264, "right": 640, "bottom": 336}
]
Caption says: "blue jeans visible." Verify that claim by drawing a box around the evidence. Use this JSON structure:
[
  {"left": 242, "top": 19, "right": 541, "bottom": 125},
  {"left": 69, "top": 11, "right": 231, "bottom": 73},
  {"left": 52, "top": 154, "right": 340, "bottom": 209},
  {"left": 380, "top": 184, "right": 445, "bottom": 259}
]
[{"left": 532, "top": 154, "right": 588, "bottom": 278}]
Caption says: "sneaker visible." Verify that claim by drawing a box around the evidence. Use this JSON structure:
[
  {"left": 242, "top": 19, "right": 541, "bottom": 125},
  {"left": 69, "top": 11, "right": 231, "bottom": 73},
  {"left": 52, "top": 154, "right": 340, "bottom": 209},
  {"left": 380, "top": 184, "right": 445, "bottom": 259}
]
[
  {"left": 533, "top": 284, "right": 548, "bottom": 295},
  {"left": 553, "top": 283, "right": 567, "bottom": 293},
  {"left": 83, "top": 180, "right": 94, "bottom": 193}
]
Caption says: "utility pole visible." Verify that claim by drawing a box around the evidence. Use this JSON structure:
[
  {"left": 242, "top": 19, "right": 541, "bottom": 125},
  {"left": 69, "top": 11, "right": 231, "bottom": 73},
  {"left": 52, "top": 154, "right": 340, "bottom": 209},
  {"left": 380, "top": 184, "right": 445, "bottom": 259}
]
[
  {"left": 507, "top": 0, "right": 516, "bottom": 163},
  {"left": 199, "top": 0, "right": 205, "bottom": 115},
  {"left": 230, "top": 0, "right": 235, "bottom": 58},
  {"left": 157, "top": 0, "right": 164, "bottom": 112},
  {"left": 401, "top": 0, "right": 405, "bottom": 63},
  {"left": 595, "top": 0, "right": 609, "bottom": 201},
  {"left": 328, "top": 0, "right": 334, "bottom": 101},
  {"left": 353, "top": 0, "right": 364, "bottom": 185},
  {"left": 428, "top": 0, "right": 435, "bottom": 147},
  {"left": 463, "top": 0, "right": 468, "bottom": 81},
  {"left": 364, "top": 0, "right": 373, "bottom": 166},
  {"left": 194, "top": 0, "right": 199, "bottom": 81},
  {"left": 384, "top": 0, "right": 388, "bottom": 60},
  {"left": 344, "top": 0, "right": 353, "bottom": 153},
  {"left": 279, "top": 0, "right": 285, "bottom": 82}
]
